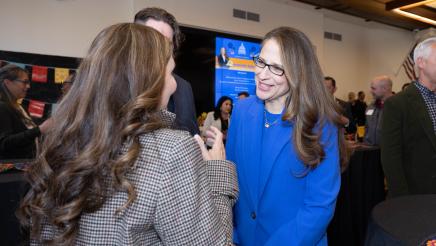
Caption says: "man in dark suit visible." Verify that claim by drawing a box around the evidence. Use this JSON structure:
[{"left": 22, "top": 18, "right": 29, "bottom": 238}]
[
  {"left": 324, "top": 76, "right": 356, "bottom": 135},
  {"left": 382, "top": 37, "right": 436, "bottom": 198},
  {"left": 134, "top": 7, "right": 199, "bottom": 135},
  {"left": 353, "top": 91, "right": 367, "bottom": 126},
  {"left": 218, "top": 47, "right": 230, "bottom": 67}
]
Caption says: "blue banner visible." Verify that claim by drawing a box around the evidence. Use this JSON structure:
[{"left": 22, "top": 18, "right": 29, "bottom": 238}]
[{"left": 215, "top": 37, "right": 260, "bottom": 104}]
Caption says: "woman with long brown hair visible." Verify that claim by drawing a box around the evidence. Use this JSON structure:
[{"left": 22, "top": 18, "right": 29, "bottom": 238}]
[
  {"left": 18, "top": 23, "right": 237, "bottom": 245},
  {"left": 226, "top": 27, "right": 349, "bottom": 245}
]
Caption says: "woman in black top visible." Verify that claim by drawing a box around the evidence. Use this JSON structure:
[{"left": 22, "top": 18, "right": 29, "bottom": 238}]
[
  {"left": 0, "top": 65, "right": 51, "bottom": 160},
  {"left": 202, "top": 96, "right": 233, "bottom": 146}
]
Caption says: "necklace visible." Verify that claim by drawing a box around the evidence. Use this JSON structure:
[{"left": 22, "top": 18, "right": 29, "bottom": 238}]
[{"left": 264, "top": 110, "right": 279, "bottom": 128}]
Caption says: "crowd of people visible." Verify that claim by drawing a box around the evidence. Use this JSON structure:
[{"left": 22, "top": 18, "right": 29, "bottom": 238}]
[{"left": 0, "top": 5, "right": 435, "bottom": 246}]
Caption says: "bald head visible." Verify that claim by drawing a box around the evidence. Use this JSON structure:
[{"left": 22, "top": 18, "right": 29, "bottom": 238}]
[{"left": 370, "top": 75, "right": 393, "bottom": 101}]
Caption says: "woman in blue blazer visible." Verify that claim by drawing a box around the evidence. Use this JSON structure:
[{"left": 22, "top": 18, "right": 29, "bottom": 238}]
[{"left": 226, "top": 27, "right": 348, "bottom": 245}]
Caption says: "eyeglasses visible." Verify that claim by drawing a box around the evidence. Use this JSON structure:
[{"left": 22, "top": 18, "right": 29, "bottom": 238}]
[
  {"left": 14, "top": 79, "right": 31, "bottom": 85},
  {"left": 253, "top": 56, "right": 285, "bottom": 76}
]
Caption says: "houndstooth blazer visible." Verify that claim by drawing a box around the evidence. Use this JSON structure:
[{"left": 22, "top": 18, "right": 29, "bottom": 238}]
[{"left": 33, "top": 111, "right": 238, "bottom": 245}]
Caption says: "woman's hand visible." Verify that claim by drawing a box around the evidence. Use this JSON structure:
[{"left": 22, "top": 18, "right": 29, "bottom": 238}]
[
  {"left": 194, "top": 126, "right": 226, "bottom": 161},
  {"left": 39, "top": 118, "right": 53, "bottom": 134}
]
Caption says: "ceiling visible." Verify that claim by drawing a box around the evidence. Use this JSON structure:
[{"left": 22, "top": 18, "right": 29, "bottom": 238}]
[{"left": 290, "top": 0, "right": 436, "bottom": 31}]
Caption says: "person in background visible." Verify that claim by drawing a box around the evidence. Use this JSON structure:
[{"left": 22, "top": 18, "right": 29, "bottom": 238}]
[
  {"left": 134, "top": 7, "right": 199, "bottom": 135},
  {"left": 348, "top": 91, "right": 356, "bottom": 104},
  {"left": 218, "top": 47, "right": 231, "bottom": 67},
  {"left": 227, "top": 27, "right": 348, "bottom": 246},
  {"left": 237, "top": 91, "right": 249, "bottom": 100},
  {"left": 18, "top": 23, "right": 238, "bottom": 245},
  {"left": 203, "top": 96, "right": 233, "bottom": 147},
  {"left": 382, "top": 37, "right": 436, "bottom": 198},
  {"left": 0, "top": 65, "right": 51, "bottom": 160},
  {"left": 363, "top": 75, "right": 393, "bottom": 146},
  {"left": 52, "top": 72, "right": 77, "bottom": 116},
  {"left": 401, "top": 82, "right": 411, "bottom": 91},
  {"left": 197, "top": 112, "right": 208, "bottom": 133},
  {"left": 61, "top": 72, "right": 75, "bottom": 98},
  {"left": 324, "top": 76, "right": 356, "bottom": 135},
  {"left": 353, "top": 90, "right": 367, "bottom": 127},
  {"left": 348, "top": 92, "right": 356, "bottom": 129}
]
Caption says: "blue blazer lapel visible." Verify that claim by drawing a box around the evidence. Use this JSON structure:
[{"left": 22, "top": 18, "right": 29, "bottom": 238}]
[
  {"left": 240, "top": 98, "right": 264, "bottom": 204},
  {"left": 257, "top": 120, "right": 292, "bottom": 201}
]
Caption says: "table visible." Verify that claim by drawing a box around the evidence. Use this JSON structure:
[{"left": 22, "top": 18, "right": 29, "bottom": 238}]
[
  {"left": 0, "top": 163, "right": 29, "bottom": 245},
  {"left": 365, "top": 195, "right": 436, "bottom": 246},
  {"left": 328, "top": 146, "right": 386, "bottom": 246}
]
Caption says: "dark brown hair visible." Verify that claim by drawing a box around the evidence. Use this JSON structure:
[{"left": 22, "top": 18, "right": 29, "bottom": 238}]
[
  {"left": 213, "top": 95, "right": 233, "bottom": 120},
  {"left": 18, "top": 23, "right": 173, "bottom": 245},
  {"left": 264, "top": 27, "right": 350, "bottom": 170},
  {"left": 134, "top": 7, "right": 184, "bottom": 51}
]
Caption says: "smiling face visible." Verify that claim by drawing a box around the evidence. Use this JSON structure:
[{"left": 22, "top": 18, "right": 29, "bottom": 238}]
[
  {"left": 220, "top": 99, "right": 232, "bottom": 114},
  {"left": 255, "top": 38, "right": 289, "bottom": 111}
]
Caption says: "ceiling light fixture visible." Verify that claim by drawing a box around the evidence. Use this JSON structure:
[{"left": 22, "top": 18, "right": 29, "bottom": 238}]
[{"left": 386, "top": 0, "right": 436, "bottom": 26}]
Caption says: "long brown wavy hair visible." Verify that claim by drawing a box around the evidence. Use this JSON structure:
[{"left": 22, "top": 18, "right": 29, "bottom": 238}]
[
  {"left": 264, "top": 27, "right": 350, "bottom": 170},
  {"left": 18, "top": 23, "right": 173, "bottom": 245}
]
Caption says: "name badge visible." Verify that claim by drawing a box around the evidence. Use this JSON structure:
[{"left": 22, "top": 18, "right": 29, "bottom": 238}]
[{"left": 366, "top": 109, "right": 374, "bottom": 116}]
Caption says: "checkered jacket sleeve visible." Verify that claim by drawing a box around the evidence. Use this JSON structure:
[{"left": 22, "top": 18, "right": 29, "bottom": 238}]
[
  {"left": 32, "top": 128, "right": 238, "bottom": 245},
  {"left": 152, "top": 130, "right": 238, "bottom": 245}
]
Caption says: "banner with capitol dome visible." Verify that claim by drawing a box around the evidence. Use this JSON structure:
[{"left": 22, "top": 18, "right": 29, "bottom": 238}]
[{"left": 215, "top": 37, "right": 260, "bottom": 105}]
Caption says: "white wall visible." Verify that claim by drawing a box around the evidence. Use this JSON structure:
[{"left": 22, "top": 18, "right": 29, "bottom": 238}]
[
  {"left": 366, "top": 25, "right": 415, "bottom": 93},
  {"left": 0, "top": 0, "right": 133, "bottom": 57},
  {"left": 323, "top": 14, "right": 370, "bottom": 100},
  {"left": 133, "top": 0, "right": 326, "bottom": 62},
  {"left": 321, "top": 10, "right": 414, "bottom": 101},
  {"left": 0, "top": 0, "right": 415, "bottom": 100}
]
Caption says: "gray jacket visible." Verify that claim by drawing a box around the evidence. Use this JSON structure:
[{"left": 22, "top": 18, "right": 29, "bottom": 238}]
[
  {"left": 364, "top": 102, "right": 383, "bottom": 146},
  {"left": 33, "top": 111, "right": 238, "bottom": 245}
]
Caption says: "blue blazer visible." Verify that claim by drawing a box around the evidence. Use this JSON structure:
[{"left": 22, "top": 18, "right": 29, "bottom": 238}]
[{"left": 226, "top": 97, "right": 341, "bottom": 246}]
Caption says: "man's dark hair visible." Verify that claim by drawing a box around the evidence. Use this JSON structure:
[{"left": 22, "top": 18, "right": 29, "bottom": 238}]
[
  {"left": 134, "top": 7, "right": 184, "bottom": 51},
  {"left": 238, "top": 91, "right": 249, "bottom": 97},
  {"left": 324, "top": 76, "right": 336, "bottom": 88},
  {"left": 358, "top": 91, "right": 364, "bottom": 96}
]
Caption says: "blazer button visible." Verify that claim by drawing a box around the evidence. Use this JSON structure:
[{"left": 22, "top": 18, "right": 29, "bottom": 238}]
[{"left": 251, "top": 212, "right": 256, "bottom": 220}]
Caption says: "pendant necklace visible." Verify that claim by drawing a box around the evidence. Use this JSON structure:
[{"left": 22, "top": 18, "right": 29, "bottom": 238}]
[{"left": 264, "top": 110, "right": 279, "bottom": 128}]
